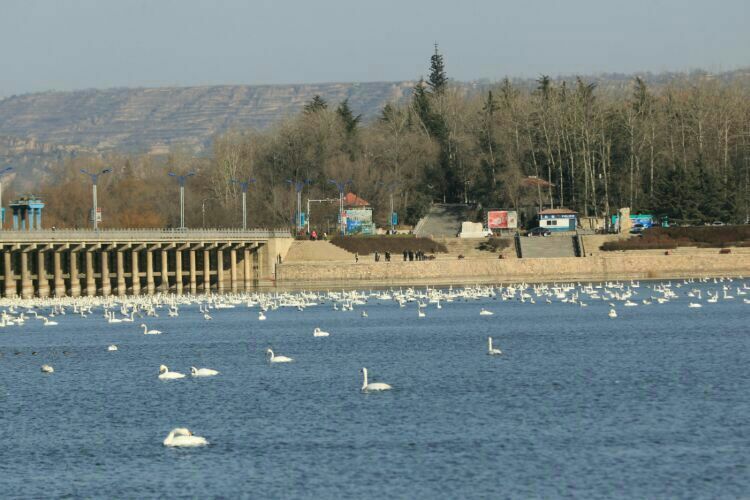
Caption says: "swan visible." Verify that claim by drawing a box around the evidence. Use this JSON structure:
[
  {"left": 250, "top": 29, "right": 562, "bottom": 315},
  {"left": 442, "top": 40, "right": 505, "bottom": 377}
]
[
  {"left": 163, "top": 428, "right": 208, "bottom": 447},
  {"left": 361, "top": 310, "right": 368, "bottom": 318},
  {"left": 313, "top": 327, "right": 329, "bottom": 337},
  {"left": 266, "top": 348, "right": 293, "bottom": 363},
  {"left": 191, "top": 367, "right": 219, "bottom": 377},
  {"left": 41, "top": 364, "right": 54, "bottom": 373},
  {"left": 688, "top": 302, "right": 702, "bottom": 308},
  {"left": 608, "top": 308, "right": 617, "bottom": 318},
  {"left": 417, "top": 309, "right": 426, "bottom": 318},
  {"left": 258, "top": 311, "right": 266, "bottom": 321},
  {"left": 141, "top": 324, "right": 162, "bottom": 335},
  {"left": 488, "top": 336, "right": 502, "bottom": 355},
  {"left": 158, "top": 365, "right": 185, "bottom": 380},
  {"left": 361, "top": 367, "right": 391, "bottom": 392},
  {"left": 479, "top": 308, "right": 494, "bottom": 316},
  {"left": 107, "top": 344, "right": 118, "bottom": 351},
  {"left": 42, "top": 317, "right": 58, "bottom": 326},
  {"left": 203, "top": 313, "right": 212, "bottom": 320}
]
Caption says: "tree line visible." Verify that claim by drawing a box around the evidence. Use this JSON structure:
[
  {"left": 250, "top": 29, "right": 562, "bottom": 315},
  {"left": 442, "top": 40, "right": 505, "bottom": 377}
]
[{"left": 10, "top": 49, "right": 750, "bottom": 229}]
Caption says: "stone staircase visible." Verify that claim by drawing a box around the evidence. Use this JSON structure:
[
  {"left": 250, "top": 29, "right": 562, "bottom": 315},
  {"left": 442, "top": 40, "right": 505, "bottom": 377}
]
[
  {"left": 415, "top": 204, "right": 474, "bottom": 238},
  {"left": 519, "top": 235, "right": 577, "bottom": 258}
]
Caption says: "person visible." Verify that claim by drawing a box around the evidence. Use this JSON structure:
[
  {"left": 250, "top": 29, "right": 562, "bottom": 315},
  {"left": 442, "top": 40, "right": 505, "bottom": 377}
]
[
  {"left": 355, "top": 252, "right": 359, "bottom": 263},
  {"left": 408, "top": 250, "right": 414, "bottom": 262},
  {"left": 385, "top": 251, "right": 390, "bottom": 262},
  {"left": 311, "top": 230, "right": 317, "bottom": 241},
  {"left": 403, "top": 250, "right": 407, "bottom": 261},
  {"left": 375, "top": 251, "right": 379, "bottom": 262}
]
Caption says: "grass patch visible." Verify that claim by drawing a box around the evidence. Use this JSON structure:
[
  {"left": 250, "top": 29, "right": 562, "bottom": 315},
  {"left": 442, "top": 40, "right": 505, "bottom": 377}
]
[
  {"left": 601, "top": 225, "right": 750, "bottom": 251},
  {"left": 330, "top": 236, "right": 447, "bottom": 255}
]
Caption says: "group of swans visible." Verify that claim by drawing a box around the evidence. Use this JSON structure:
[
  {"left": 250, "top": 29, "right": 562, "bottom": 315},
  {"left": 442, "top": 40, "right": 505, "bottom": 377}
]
[{"left": 159, "top": 365, "right": 219, "bottom": 380}]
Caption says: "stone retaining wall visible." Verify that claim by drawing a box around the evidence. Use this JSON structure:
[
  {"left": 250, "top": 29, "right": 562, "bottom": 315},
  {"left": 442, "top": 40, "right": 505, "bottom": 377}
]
[{"left": 276, "top": 253, "right": 750, "bottom": 286}]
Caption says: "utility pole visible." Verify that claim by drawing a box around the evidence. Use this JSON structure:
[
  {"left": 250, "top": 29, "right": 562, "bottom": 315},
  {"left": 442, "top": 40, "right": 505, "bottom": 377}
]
[
  {"left": 0, "top": 166, "right": 13, "bottom": 230},
  {"left": 231, "top": 178, "right": 256, "bottom": 230},
  {"left": 168, "top": 172, "right": 195, "bottom": 229},
  {"left": 80, "top": 168, "right": 112, "bottom": 230},
  {"left": 328, "top": 179, "right": 352, "bottom": 235}
]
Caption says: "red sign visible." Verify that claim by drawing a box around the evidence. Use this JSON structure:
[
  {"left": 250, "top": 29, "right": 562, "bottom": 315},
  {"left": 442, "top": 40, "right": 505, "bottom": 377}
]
[{"left": 487, "top": 210, "right": 517, "bottom": 229}]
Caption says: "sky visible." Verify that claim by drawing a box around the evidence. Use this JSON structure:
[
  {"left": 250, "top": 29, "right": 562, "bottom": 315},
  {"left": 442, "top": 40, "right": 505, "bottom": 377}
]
[{"left": 0, "top": 0, "right": 748, "bottom": 97}]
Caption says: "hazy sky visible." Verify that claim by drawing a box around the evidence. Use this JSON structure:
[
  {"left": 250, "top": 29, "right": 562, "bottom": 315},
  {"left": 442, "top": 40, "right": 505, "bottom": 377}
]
[{"left": 1, "top": 0, "right": 747, "bottom": 97}]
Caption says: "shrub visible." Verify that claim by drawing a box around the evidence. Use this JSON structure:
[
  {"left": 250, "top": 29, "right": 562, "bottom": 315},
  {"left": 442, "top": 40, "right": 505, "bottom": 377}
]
[
  {"left": 601, "top": 225, "right": 750, "bottom": 251},
  {"left": 330, "top": 236, "right": 447, "bottom": 255}
]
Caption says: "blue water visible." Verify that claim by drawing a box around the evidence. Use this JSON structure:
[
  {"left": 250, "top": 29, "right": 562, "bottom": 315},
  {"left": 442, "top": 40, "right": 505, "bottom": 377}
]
[{"left": 1, "top": 281, "right": 749, "bottom": 498}]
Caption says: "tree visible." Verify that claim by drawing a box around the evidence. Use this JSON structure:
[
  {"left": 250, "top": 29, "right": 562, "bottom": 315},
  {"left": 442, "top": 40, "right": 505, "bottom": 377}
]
[
  {"left": 336, "top": 99, "right": 361, "bottom": 136},
  {"left": 303, "top": 95, "right": 328, "bottom": 114},
  {"left": 427, "top": 44, "right": 447, "bottom": 95}
]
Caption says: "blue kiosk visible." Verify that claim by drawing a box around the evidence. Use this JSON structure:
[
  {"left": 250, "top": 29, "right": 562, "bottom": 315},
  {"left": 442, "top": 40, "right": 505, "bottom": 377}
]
[{"left": 9, "top": 195, "right": 45, "bottom": 230}]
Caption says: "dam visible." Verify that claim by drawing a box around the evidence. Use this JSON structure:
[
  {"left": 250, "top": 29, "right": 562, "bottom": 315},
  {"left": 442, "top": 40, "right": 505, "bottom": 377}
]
[{"left": 0, "top": 229, "right": 293, "bottom": 298}]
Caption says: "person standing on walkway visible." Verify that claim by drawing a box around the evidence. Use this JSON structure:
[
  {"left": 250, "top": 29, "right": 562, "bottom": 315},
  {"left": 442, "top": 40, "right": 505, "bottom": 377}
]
[{"left": 355, "top": 252, "right": 359, "bottom": 263}]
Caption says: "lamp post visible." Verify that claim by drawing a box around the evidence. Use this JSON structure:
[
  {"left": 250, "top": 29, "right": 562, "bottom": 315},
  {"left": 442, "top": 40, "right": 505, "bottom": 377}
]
[
  {"left": 231, "top": 178, "right": 256, "bottom": 230},
  {"left": 286, "top": 178, "right": 312, "bottom": 233},
  {"left": 328, "top": 179, "right": 352, "bottom": 235},
  {"left": 168, "top": 172, "right": 195, "bottom": 229},
  {"left": 80, "top": 168, "right": 111, "bottom": 230},
  {"left": 379, "top": 181, "right": 399, "bottom": 233},
  {"left": 0, "top": 166, "right": 13, "bottom": 230}
]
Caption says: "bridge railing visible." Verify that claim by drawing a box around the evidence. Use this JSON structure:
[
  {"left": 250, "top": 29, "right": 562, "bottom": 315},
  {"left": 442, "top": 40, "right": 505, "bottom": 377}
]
[{"left": 0, "top": 228, "right": 292, "bottom": 242}]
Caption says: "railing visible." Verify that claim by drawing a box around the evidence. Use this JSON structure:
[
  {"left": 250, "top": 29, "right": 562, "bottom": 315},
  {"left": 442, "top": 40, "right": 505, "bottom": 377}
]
[{"left": 0, "top": 228, "right": 292, "bottom": 242}]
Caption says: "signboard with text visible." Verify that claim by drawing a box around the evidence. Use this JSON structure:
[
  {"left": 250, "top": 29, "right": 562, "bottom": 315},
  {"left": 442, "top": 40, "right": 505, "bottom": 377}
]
[{"left": 487, "top": 210, "right": 518, "bottom": 229}]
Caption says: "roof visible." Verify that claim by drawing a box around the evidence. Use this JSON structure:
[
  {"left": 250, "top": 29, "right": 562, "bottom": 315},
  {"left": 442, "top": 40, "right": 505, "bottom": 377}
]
[
  {"left": 344, "top": 192, "right": 369, "bottom": 207},
  {"left": 538, "top": 208, "right": 577, "bottom": 215}
]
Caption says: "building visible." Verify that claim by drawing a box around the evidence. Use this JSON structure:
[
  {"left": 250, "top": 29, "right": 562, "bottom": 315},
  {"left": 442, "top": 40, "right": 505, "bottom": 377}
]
[{"left": 537, "top": 208, "right": 577, "bottom": 232}]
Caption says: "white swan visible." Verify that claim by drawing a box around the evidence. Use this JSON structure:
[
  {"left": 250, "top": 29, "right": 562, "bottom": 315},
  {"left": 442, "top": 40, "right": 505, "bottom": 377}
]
[
  {"left": 608, "top": 308, "right": 617, "bottom": 318},
  {"left": 313, "top": 327, "right": 329, "bottom": 337},
  {"left": 203, "top": 313, "right": 212, "bottom": 320},
  {"left": 361, "top": 367, "right": 391, "bottom": 392},
  {"left": 163, "top": 428, "right": 208, "bottom": 447},
  {"left": 266, "top": 348, "right": 293, "bottom": 363},
  {"left": 417, "top": 309, "right": 426, "bottom": 318},
  {"left": 107, "top": 344, "right": 118, "bottom": 351},
  {"left": 191, "top": 366, "right": 219, "bottom": 377},
  {"left": 141, "top": 324, "right": 162, "bottom": 335},
  {"left": 488, "top": 336, "right": 502, "bottom": 355},
  {"left": 258, "top": 311, "right": 266, "bottom": 321},
  {"left": 41, "top": 364, "right": 54, "bottom": 373},
  {"left": 361, "top": 310, "right": 368, "bottom": 318},
  {"left": 42, "top": 317, "right": 58, "bottom": 326},
  {"left": 479, "top": 308, "right": 494, "bottom": 316},
  {"left": 158, "top": 365, "right": 185, "bottom": 380},
  {"left": 688, "top": 302, "right": 702, "bottom": 308}
]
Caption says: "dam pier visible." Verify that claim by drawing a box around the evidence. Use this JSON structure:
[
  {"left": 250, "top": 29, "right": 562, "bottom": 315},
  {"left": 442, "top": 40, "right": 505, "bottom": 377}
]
[{"left": 0, "top": 229, "right": 293, "bottom": 298}]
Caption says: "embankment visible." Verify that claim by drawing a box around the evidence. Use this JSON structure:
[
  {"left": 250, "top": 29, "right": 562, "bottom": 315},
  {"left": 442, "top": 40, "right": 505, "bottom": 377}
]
[{"left": 276, "top": 253, "right": 750, "bottom": 287}]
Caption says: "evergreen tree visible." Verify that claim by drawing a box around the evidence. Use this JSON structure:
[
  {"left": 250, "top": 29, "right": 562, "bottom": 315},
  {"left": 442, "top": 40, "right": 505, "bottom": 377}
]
[
  {"left": 427, "top": 44, "right": 447, "bottom": 94},
  {"left": 303, "top": 95, "right": 328, "bottom": 114},
  {"left": 336, "top": 99, "right": 361, "bottom": 135}
]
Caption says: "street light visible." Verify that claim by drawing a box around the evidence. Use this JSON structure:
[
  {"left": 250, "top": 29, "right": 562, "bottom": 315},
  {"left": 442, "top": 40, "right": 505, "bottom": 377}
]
[
  {"left": 80, "top": 168, "right": 112, "bottom": 230},
  {"left": 0, "top": 166, "right": 13, "bottom": 230},
  {"left": 168, "top": 172, "right": 196, "bottom": 229},
  {"left": 328, "top": 179, "right": 352, "bottom": 235},
  {"left": 231, "top": 178, "right": 256, "bottom": 230},
  {"left": 286, "top": 178, "right": 312, "bottom": 233}
]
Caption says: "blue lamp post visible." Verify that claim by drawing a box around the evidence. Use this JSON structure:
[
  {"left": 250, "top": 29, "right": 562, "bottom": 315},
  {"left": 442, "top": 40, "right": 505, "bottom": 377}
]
[
  {"left": 168, "top": 172, "right": 196, "bottom": 229},
  {"left": 231, "top": 178, "right": 256, "bottom": 230},
  {"left": 80, "top": 168, "right": 111, "bottom": 230}
]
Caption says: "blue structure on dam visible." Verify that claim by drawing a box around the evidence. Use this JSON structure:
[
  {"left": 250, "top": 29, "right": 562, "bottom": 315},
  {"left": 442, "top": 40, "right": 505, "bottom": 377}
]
[{"left": 9, "top": 195, "right": 45, "bottom": 230}]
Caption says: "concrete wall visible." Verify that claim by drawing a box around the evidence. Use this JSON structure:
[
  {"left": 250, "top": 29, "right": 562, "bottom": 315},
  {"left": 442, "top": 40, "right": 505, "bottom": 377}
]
[{"left": 277, "top": 253, "right": 750, "bottom": 286}]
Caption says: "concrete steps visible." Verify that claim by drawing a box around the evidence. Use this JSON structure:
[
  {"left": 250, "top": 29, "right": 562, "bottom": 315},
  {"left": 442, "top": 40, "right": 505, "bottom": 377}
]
[
  {"left": 519, "top": 235, "right": 577, "bottom": 258},
  {"left": 415, "top": 204, "right": 474, "bottom": 238}
]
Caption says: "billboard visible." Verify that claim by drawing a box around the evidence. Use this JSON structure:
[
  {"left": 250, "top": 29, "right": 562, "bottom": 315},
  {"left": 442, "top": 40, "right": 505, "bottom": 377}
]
[
  {"left": 345, "top": 208, "right": 373, "bottom": 234},
  {"left": 610, "top": 214, "right": 654, "bottom": 228},
  {"left": 487, "top": 210, "right": 518, "bottom": 229}
]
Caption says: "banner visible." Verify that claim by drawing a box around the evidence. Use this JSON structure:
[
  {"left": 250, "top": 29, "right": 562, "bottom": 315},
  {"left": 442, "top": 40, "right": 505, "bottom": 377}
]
[{"left": 487, "top": 210, "right": 517, "bottom": 229}]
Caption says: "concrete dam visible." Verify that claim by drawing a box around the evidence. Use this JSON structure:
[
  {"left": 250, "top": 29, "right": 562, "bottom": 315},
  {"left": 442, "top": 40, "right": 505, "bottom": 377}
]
[{"left": 0, "top": 229, "right": 293, "bottom": 298}]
